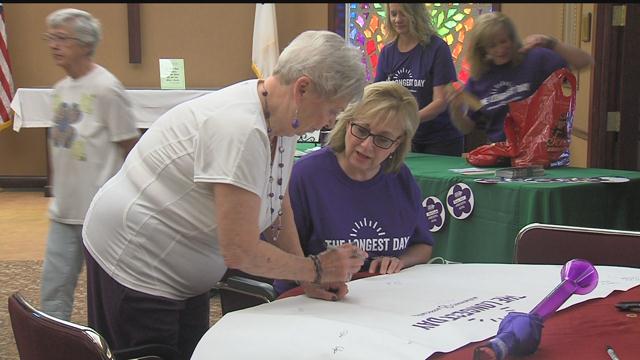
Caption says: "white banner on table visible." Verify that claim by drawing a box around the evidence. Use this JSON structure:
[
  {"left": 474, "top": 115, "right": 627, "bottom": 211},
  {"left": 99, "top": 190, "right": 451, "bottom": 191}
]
[{"left": 192, "top": 263, "right": 640, "bottom": 360}]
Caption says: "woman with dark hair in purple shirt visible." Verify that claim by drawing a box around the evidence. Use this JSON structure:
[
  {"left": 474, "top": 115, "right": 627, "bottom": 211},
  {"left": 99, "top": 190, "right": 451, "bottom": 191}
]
[
  {"left": 375, "top": 3, "right": 463, "bottom": 156},
  {"left": 448, "top": 12, "right": 594, "bottom": 144}
]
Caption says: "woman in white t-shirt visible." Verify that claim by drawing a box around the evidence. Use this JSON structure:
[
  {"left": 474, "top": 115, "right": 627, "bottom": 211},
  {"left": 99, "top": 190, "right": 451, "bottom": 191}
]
[
  {"left": 82, "top": 30, "right": 368, "bottom": 359},
  {"left": 40, "top": 8, "right": 140, "bottom": 323}
]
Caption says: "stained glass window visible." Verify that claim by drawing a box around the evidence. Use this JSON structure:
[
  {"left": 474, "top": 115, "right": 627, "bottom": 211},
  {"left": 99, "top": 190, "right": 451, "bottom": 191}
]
[{"left": 346, "top": 3, "right": 494, "bottom": 84}]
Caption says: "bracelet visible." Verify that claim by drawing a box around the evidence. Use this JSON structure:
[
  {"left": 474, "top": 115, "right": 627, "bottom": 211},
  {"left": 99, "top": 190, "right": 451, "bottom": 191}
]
[{"left": 309, "top": 254, "right": 322, "bottom": 284}]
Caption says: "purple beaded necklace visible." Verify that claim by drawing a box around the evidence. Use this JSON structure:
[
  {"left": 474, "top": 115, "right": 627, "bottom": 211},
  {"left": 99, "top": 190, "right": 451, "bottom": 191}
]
[{"left": 260, "top": 80, "right": 284, "bottom": 242}]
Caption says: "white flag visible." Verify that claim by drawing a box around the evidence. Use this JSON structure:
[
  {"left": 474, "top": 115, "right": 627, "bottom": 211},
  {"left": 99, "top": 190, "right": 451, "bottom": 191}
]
[{"left": 251, "top": 3, "right": 279, "bottom": 79}]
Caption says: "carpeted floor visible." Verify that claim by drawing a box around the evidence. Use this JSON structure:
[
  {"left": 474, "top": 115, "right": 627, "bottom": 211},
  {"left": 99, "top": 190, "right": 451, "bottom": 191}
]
[{"left": 0, "top": 260, "right": 223, "bottom": 360}]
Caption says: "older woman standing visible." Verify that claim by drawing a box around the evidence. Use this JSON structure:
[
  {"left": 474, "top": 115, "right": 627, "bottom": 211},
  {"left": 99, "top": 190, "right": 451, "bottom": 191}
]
[
  {"left": 274, "top": 81, "right": 434, "bottom": 295},
  {"left": 449, "top": 12, "right": 594, "bottom": 143},
  {"left": 82, "top": 30, "right": 368, "bottom": 359},
  {"left": 40, "top": 8, "right": 139, "bottom": 322},
  {"left": 375, "top": 3, "right": 463, "bottom": 156}
]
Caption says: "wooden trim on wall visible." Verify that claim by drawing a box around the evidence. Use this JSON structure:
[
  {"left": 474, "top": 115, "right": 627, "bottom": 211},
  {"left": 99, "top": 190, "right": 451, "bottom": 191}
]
[
  {"left": 0, "top": 176, "right": 47, "bottom": 189},
  {"left": 328, "top": 3, "right": 336, "bottom": 32},
  {"left": 328, "top": 3, "right": 345, "bottom": 37},
  {"left": 588, "top": 5, "right": 610, "bottom": 168},
  {"left": 127, "top": 4, "right": 142, "bottom": 64},
  {"left": 617, "top": 5, "right": 640, "bottom": 170}
]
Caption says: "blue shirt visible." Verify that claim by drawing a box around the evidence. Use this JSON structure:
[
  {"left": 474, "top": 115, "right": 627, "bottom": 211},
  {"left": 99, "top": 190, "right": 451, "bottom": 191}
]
[
  {"left": 465, "top": 47, "right": 568, "bottom": 142},
  {"left": 375, "top": 35, "right": 461, "bottom": 144}
]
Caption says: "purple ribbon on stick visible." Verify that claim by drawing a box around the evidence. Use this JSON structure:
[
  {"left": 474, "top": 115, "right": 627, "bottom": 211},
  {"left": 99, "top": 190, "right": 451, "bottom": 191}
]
[{"left": 473, "top": 259, "right": 599, "bottom": 360}]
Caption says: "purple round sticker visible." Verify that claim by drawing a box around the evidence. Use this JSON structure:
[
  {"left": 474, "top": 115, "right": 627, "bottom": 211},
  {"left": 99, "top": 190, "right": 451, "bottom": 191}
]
[
  {"left": 422, "top": 196, "right": 445, "bottom": 232},
  {"left": 446, "top": 183, "right": 474, "bottom": 220}
]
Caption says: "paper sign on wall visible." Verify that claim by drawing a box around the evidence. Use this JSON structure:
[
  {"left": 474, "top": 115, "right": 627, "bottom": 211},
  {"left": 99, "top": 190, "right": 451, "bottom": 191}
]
[{"left": 159, "top": 59, "right": 186, "bottom": 90}]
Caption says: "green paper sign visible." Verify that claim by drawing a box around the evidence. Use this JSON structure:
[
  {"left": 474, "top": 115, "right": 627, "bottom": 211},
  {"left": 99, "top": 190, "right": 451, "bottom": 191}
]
[{"left": 159, "top": 58, "right": 186, "bottom": 89}]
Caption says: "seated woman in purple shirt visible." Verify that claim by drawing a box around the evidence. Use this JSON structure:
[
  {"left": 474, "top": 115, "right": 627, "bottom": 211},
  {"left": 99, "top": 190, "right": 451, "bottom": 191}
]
[
  {"left": 274, "top": 81, "right": 434, "bottom": 296},
  {"left": 448, "top": 12, "right": 594, "bottom": 143},
  {"left": 375, "top": 3, "right": 463, "bottom": 156}
]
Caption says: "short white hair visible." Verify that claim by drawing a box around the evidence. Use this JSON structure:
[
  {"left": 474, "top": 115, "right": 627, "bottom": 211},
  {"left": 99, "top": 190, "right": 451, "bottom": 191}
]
[
  {"left": 46, "top": 8, "right": 102, "bottom": 56},
  {"left": 273, "top": 30, "right": 366, "bottom": 103}
]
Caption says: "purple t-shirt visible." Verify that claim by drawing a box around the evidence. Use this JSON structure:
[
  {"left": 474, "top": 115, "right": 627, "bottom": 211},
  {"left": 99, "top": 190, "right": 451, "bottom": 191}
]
[
  {"left": 274, "top": 147, "right": 434, "bottom": 294},
  {"left": 375, "top": 35, "right": 461, "bottom": 144},
  {"left": 465, "top": 47, "right": 568, "bottom": 142}
]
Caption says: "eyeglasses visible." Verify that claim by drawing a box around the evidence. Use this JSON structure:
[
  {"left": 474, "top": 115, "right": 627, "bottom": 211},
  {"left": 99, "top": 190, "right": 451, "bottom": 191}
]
[
  {"left": 41, "top": 33, "right": 82, "bottom": 43},
  {"left": 349, "top": 122, "right": 401, "bottom": 150}
]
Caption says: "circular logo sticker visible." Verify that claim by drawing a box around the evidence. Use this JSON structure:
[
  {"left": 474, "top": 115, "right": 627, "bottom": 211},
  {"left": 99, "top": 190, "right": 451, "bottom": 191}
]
[
  {"left": 446, "top": 183, "right": 474, "bottom": 220},
  {"left": 569, "top": 177, "right": 602, "bottom": 183},
  {"left": 524, "top": 178, "right": 555, "bottom": 183},
  {"left": 422, "top": 196, "right": 445, "bottom": 232},
  {"left": 474, "top": 178, "right": 500, "bottom": 184},
  {"left": 596, "top": 176, "right": 630, "bottom": 183}
]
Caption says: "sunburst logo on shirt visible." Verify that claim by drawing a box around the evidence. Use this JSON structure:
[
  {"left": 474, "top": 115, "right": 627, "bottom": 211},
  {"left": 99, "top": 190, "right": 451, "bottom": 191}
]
[
  {"left": 391, "top": 67, "right": 413, "bottom": 80},
  {"left": 488, "top": 81, "right": 513, "bottom": 96},
  {"left": 350, "top": 217, "right": 386, "bottom": 238}
]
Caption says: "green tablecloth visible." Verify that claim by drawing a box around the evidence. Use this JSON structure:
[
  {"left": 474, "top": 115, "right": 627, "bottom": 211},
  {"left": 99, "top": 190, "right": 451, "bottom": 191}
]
[
  {"left": 404, "top": 153, "right": 640, "bottom": 263},
  {"left": 295, "top": 142, "right": 319, "bottom": 153}
]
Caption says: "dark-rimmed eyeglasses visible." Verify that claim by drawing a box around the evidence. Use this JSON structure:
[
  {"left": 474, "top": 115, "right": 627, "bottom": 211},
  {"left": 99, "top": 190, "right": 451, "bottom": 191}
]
[
  {"left": 349, "top": 122, "right": 401, "bottom": 150},
  {"left": 41, "top": 33, "right": 83, "bottom": 43}
]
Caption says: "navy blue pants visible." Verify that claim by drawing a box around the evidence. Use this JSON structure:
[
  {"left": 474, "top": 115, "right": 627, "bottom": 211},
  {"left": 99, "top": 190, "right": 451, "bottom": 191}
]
[{"left": 84, "top": 247, "right": 210, "bottom": 360}]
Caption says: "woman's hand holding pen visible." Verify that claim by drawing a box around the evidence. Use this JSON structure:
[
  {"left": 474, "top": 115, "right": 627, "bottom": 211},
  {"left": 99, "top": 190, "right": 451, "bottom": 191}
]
[
  {"left": 300, "top": 244, "right": 366, "bottom": 301},
  {"left": 318, "top": 243, "right": 368, "bottom": 283},
  {"left": 301, "top": 281, "right": 349, "bottom": 302}
]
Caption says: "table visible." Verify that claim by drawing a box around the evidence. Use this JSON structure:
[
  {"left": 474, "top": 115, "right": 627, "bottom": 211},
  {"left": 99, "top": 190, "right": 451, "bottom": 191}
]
[
  {"left": 10, "top": 88, "right": 324, "bottom": 196},
  {"left": 10, "top": 88, "right": 325, "bottom": 143},
  {"left": 277, "top": 274, "right": 640, "bottom": 360},
  {"left": 10, "top": 87, "right": 214, "bottom": 130},
  {"left": 403, "top": 153, "right": 640, "bottom": 263},
  {"left": 193, "top": 263, "right": 640, "bottom": 360},
  {"left": 429, "top": 285, "right": 640, "bottom": 359}
]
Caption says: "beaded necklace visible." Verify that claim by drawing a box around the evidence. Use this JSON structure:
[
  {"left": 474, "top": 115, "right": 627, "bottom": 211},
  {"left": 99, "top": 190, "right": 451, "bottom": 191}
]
[{"left": 260, "top": 80, "right": 285, "bottom": 242}]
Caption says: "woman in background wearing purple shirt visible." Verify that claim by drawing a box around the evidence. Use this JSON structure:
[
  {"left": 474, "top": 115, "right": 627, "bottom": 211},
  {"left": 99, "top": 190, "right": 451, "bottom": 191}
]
[
  {"left": 375, "top": 3, "right": 463, "bottom": 156},
  {"left": 448, "top": 12, "right": 594, "bottom": 144}
]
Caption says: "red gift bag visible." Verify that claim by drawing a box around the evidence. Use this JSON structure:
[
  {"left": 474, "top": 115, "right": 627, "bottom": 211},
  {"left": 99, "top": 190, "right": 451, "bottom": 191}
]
[
  {"left": 468, "top": 68, "right": 576, "bottom": 168},
  {"left": 466, "top": 125, "right": 517, "bottom": 167}
]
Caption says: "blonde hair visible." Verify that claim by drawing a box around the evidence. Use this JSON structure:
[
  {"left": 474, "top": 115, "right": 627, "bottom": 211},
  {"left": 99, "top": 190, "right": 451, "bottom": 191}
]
[
  {"left": 327, "top": 81, "right": 419, "bottom": 173},
  {"left": 465, "top": 12, "right": 524, "bottom": 79},
  {"left": 383, "top": 3, "right": 436, "bottom": 47}
]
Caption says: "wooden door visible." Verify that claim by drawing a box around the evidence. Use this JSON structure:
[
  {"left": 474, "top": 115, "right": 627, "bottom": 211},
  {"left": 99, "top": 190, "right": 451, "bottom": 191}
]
[{"left": 590, "top": 4, "right": 640, "bottom": 170}]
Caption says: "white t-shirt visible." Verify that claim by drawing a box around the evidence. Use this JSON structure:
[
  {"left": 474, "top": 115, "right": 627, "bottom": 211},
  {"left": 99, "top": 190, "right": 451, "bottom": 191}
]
[
  {"left": 82, "top": 79, "right": 297, "bottom": 300},
  {"left": 48, "top": 65, "right": 140, "bottom": 224}
]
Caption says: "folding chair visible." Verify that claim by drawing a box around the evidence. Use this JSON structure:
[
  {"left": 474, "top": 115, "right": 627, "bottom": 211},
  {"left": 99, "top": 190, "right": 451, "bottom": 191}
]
[
  {"left": 514, "top": 223, "right": 640, "bottom": 267},
  {"left": 8, "top": 292, "right": 180, "bottom": 360},
  {"left": 214, "top": 269, "right": 386, "bottom": 315},
  {"left": 214, "top": 268, "right": 278, "bottom": 315}
]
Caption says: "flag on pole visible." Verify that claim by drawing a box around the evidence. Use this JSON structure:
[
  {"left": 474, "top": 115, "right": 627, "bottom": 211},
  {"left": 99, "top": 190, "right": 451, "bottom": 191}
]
[
  {"left": 0, "top": 3, "right": 14, "bottom": 133},
  {"left": 251, "top": 3, "right": 279, "bottom": 79}
]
